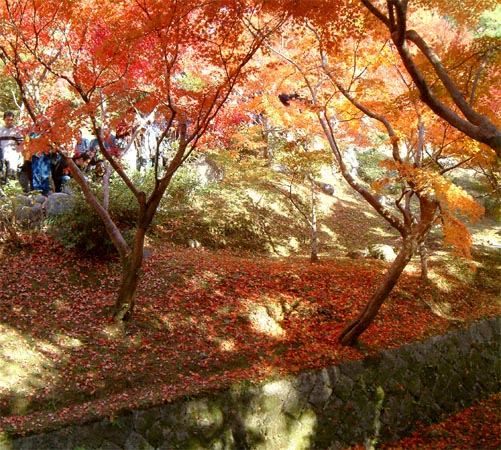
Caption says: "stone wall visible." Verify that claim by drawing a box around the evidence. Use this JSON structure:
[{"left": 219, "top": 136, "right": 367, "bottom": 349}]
[{"left": 6, "top": 317, "right": 500, "bottom": 450}]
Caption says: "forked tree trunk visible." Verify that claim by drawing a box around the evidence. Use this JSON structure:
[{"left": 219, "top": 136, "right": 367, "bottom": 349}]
[
  {"left": 338, "top": 238, "right": 417, "bottom": 346},
  {"left": 113, "top": 228, "right": 146, "bottom": 322}
]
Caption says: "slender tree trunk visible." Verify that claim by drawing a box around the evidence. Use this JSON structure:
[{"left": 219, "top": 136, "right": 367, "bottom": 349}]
[
  {"left": 338, "top": 238, "right": 417, "bottom": 346},
  {"left": 103, "top": 163, "right": 112, "bottom": 210},
  {"left": 310, "top": 176, "right": 319, "bottom": 263},
  {"left": 113, "top": 227, "right": 146, "bottom": 322},
  {"left": 419, "top": 241, "right": 429, "bottom": 284},
  {"left": 65, "top": 157, "right": 129, "bottom": 259}
]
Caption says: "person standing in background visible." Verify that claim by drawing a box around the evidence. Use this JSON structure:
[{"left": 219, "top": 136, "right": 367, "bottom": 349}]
[
  {"left": 0, "top": 111, "right": 24, "bottom": 184},
  {"left": 74, "top": 129, "right": 90, "bottom": 157},
  {"left": 28, "top": 122, "right": 52, "bottom": 196},
  {"left": 31, "top": 143, "right": 51, "bottom": 196}
]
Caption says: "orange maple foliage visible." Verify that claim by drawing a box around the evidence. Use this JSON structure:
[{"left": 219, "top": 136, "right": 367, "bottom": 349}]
[{"left": 223, "top": 5, "right": 497, "bottom": 344}]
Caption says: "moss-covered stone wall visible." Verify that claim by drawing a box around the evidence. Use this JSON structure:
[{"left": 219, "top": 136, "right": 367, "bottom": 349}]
[{"left": 6, "top": 317, "right": 500, "bottom": 450}]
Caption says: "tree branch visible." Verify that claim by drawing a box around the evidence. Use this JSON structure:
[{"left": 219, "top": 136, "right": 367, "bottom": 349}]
[
  {"left": 362, "top": 2, "right": 501, "bottom": 157},
  {"left": 65, "top": 156, "right": 130, "bottom": 263}
]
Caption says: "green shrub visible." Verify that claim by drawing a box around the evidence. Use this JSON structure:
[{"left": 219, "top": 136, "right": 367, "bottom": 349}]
[
  {"left": 46, "top": 184, "right": 117, "bottom": 256},
  {"left": 480, "top": 195, "right": 501, "bottom": 221},
  {"left": 162, "top": 192, "right": 269, "bottom": 252},
  {"left": 157, "top": 179, "right": 310, "bottom": 254},
  {"left": 0, "top": 195, "right": 17, "bottom": 242},
  {"left": 449, "top": 171, "right": 500, "bottom": 222},
  {"left": 46, "top": 160, "right": 311, "bottom": 257},
  {"left": 0, "top": 181, "right": 42, "bottom": 243},
  {"left": 357, "top": 148, "right": 387, "bottom": 184},
  {"left": 46, "top": 167, "right": 204, "bottom": 256}
]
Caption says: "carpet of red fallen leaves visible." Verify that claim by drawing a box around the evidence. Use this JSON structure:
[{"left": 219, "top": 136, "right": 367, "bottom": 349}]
[
  {"left": 0, "top": 233, "right": 499, "bottom": 440},
  {"left": 349, "top": 393, "right": 501, "bottom": 450}
]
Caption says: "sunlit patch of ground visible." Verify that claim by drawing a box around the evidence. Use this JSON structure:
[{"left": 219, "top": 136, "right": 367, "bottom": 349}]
[{"left": 0, "top": 324, "right": 66, "bottom": 414}]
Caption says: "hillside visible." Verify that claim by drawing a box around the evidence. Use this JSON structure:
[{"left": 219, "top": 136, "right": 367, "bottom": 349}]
[
  {"left": 0, "top": 230, "right": 499, "bottom": 439},
  {"left": 0, "top": 164, "right": 499, "bottom": 439}
]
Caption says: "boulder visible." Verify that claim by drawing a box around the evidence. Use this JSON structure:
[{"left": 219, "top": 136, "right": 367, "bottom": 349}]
[
  {"left": 270, "top": 163, "right": 292, "bottom": 175},
  {"left": 193, "top": 155, "right": 225, "bottom": 184},
  {"left": 316, "top": 182, "right": 335, "bottom": 195},
  {"left": 368, "top": 244, "right": 396, "bottom": 261},
  {"left": 12, "top": 194, "right": 46, "bottom": 225},
  {"left": 187, "top": 239, "right": 202, "bottom": 249},
  {"left": 346, "top": 249, "right": 369, "bottom": 259},
  {"left": 45, "top": 192, "right": 74, "bottom": 217}
]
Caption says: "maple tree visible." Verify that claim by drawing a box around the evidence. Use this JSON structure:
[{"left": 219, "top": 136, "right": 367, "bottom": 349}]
[
  {"left": 0, "top": 1, "right": 499, "bottom": 442},
  {"left": 0, "top": 0, "right": 498, "bottom": 335},
  {"left": 0, "top": 0, "right": 288, "bottom": 321},
  {"left": 242, "top": 4, "right": 494, "bottom": 344},
  {"left": 217, "top": 96, "right": 331, "bottom": 262},
  {"left": 280, "top": 0, "right": 501, "bottom": 158}
]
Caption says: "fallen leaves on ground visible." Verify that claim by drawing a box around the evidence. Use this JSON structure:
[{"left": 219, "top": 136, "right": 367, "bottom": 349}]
[
  {"left": 366, "top": 393, "right": 500, "bottom": 450},
  {"left": 0, "top": 234, "right": 499, "bottom": 438}
]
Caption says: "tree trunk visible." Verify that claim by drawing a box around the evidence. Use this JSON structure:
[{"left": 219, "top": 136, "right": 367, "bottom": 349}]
[
  {"left": 113, "top": 228, "right": 146, "bottom": 322},
  {"left": 103, "top": 163, "right": 112, "bottom": 210},
  {"left": 338, "top": 238, "right": 417, "bottom": 346},
  {"left": 65, "top": 157, "right": 129, "bottom": 260},
  {"left": 310, "top": 176, "right": 319, "bottom": 263},
  {"left": 419, "top": 241, "right": 429, "bottom": 284}
]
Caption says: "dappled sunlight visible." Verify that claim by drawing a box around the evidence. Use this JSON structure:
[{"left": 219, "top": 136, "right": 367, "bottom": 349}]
[
  {"left": 362, "top": 209, "right": 378, "bottom": 219},
  {"left": 0, "top": 324, "right": 60, "bottom": 396},
  {"left": 215, "top": 337, "right": 236, "bottom": 352},
  {"left": 428, "top": 272, "right": 454, "bottom": 293},
  {"left": 52, "top": 333, "right": 83, "bottom": 349},
  {"left": 241, "top": 378, "right": 317, "bottom": 449},
  {"left": 324, "top": 194, "right": 400, "bottom": 254},
  {"left": 101, "top": 323, "right": 125, "bottom": 339},
  {"left": 370, "top": 225, "right": 396, "bottom": 239},
  {"left": 247, "top": 303, "right": 285, "bottom": 337},
  {"left": 246, "top": 188, "right": 264, "bottom": 203},
  {"left": 0, "top": 236, "right": 498, "bottom": 436}
]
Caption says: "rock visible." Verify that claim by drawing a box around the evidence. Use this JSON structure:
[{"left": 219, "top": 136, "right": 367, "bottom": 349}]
[
  {"left": 375, "top": 194, "right": 387, "bottom": 207},
  {"left": 12, "top": 194, "right": 45, "bottom": 225},
  {"left": 11, "top": 191, "right": 74, "bottom": 224},
  {"left": 46, "top": 192, "right": 74, "bottom": 217},
  {"left": 347, "top": 249, "right": 369, "bottom": 259},
  {"left": 317, "top": 182, "right": 335, "bottom": 195},
  {"left": 322, "top": 183, "right": 335, "bottom": 195},
  {"left": 183, "top": 398, "right": 224, "bottom": 441},
  {"left": 193, "top": 155, "right": 225, "bottom": 184},
  {"left": 368, "top": 244, "right": 396, "bottom": 261},
  {"left": 187, "top": 239, "right": 201, "bottom": 248},
  {"left": 271, "top": 163, "right": 292, "bottom": 175},
  {"left": 124, "top": 431, "right": 154, "bottom": 450}
]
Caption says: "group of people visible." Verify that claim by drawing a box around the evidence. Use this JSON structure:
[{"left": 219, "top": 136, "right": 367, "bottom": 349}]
[
  {"left": 72, "top": 128, "right": 117, "bottom": 177},
  {"left": 0, "top": 109, "right": 184, "bottom": 197},
  {"left": 0, "top": 111, "right": 121, "bottom": 196}
]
